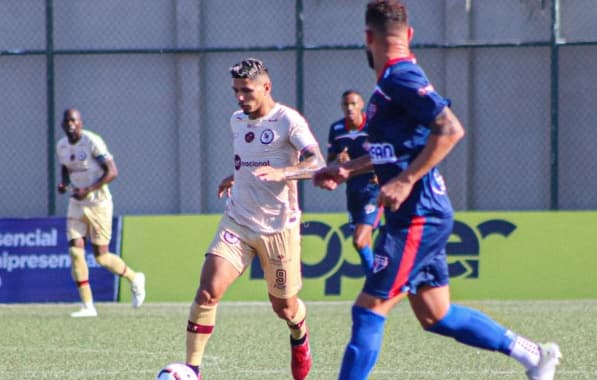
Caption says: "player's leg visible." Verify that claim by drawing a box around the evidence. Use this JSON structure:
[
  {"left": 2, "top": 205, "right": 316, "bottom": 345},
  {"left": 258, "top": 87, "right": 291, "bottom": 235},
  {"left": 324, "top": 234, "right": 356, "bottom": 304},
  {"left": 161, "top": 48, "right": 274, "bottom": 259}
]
[
  {"left": 87, "top": 202, "right": 146, "bottom": 307},
  {"left": 186, "top": 254, "right": 241, "bottom": 375},
  {"left": 412, "top": 285, "right": 561, "bottom": 377},
  {"left": 338, "top": 292, "right": 404, "bottom": 380},
  {"left": 339, "top": 222, "right": 410, "bottom": 380},
  {"left": 66, "top": 202, "right": 97, "bottom": 317},
  {"left": 186, "top": 215, "right": 252, "bottom": 377},
  {"left": 348, "top": 185, "right": 382, "bottom": 274},
  {"left": 352, "top": 223, "right": 374, "bottom": 274},
  {"left": 258, "top": 223, "right": 311, "bottom": 380}
]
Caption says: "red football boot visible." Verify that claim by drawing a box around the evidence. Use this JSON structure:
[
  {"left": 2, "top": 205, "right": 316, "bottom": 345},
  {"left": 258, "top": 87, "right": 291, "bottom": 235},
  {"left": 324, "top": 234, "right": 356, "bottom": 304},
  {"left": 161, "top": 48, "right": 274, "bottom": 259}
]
[{"left": 290, "top": 333, "right": 312, "bottom": 380}]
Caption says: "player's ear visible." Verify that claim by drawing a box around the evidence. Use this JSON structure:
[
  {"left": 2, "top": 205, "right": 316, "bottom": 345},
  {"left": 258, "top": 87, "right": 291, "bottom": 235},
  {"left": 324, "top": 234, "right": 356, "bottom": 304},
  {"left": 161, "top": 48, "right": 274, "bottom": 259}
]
[
  {"left": 407, "top": 26, "right": 414, "bottom": 42},
  {"left": 365, "top": 28, "right": 373, "bottom": 45}
]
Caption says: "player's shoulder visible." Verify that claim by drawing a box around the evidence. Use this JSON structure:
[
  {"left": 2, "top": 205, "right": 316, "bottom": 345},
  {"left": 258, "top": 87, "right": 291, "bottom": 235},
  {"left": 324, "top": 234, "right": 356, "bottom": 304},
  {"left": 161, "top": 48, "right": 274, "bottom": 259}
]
[
  {"left": 329, "top": 118, "right": 345, "bottom": 132},
  {"left": 56, "top": 135, "right": 69, "bottom": 147},
  {"left": 82, "top": 129, "right": 105, "bottom": 143},
  {"left": 275, "top": 103, "right": 307, "bottom": 124}
]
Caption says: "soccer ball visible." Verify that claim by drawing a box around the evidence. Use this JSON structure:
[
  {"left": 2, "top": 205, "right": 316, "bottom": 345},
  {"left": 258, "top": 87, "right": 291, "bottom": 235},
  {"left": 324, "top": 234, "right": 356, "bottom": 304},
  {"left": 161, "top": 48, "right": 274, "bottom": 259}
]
[{"left": 156, "top": 363, "right": 198, "bottom": 380}]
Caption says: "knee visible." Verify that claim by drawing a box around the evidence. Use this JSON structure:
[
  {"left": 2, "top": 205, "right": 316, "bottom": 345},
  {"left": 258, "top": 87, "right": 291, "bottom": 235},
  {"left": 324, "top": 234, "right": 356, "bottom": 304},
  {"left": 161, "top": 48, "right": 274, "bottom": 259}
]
[{"left": 194, "top": 288, "right": 220, "bottom": 307}]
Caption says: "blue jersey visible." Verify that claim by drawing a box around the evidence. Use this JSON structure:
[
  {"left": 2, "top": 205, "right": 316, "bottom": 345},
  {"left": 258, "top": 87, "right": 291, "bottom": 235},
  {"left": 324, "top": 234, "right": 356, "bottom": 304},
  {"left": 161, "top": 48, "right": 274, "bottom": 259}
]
[
  {"left": 327, "top": 115, "right": 375, "bottom": 193},
  {"left": 366, "top": 56, "right": 453, "bottom": 227}
]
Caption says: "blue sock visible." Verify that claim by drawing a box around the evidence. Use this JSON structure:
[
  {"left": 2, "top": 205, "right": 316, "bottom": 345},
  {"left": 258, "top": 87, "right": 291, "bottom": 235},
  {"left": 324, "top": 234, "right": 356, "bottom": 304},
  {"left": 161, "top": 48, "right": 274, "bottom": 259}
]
[
  {"left": 356, "top": 245, "right": 373, "bottom": 275},
  {"left": 338, "top": 306, "right": 386, "bottom": 380},
  {"left": 426, "top": 304, "right": 514, "bottom": 354}
]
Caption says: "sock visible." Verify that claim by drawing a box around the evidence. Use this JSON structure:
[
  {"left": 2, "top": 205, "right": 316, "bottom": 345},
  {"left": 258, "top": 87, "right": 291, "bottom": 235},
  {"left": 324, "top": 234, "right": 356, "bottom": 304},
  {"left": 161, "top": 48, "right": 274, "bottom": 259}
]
[
  {"left": 94, "top": 252, "right": 136, "bottom": 281},
  {"left": 70, "top": 247, "right": 93, "bottom": 304},
  {"left": 287, "top": 299, "right": 308, "bottom": 341},
  {"left": 356, "top": 245, "right": 374, "bottom": 275},
  {"left": 186, "top": 302, "right": 217, "bottom": 366},
  {"left": 338, "top": 306, "right": 386, "bottom": 380},
  {"left": 508, "top": 334, "right": 541, "bottom": 369},
  {"left": 426, "top": 304, "right": 513, "bottom": 353}
]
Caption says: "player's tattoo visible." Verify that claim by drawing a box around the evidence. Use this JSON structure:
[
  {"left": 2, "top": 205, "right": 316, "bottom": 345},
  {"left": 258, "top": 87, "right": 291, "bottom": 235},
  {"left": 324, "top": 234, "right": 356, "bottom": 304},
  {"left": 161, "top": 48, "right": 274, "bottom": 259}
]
[
  {"left": 283, "top": 145, "right": 325, "bottom": 180},
  {"left": 430, "top": 108, "right": 460, "bottom": 136}
]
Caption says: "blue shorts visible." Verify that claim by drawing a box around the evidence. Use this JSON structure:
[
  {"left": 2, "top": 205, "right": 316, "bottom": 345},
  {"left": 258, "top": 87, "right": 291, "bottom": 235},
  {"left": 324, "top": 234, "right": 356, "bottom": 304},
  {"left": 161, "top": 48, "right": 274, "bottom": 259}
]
[
  {"left": 363, "top": 215, "right": 452, "bottom": 299},
  {"left": 346, "top": 183, "right": 382, "bottom": 227}
]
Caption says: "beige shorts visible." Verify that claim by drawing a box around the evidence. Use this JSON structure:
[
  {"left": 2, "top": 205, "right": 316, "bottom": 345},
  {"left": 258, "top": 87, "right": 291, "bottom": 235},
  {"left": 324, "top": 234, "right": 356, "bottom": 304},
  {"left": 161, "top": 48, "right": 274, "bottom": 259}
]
[
  {"left": 67, "top": 200, "right": 113, "bottom": 246},
  {"left": 207, "top": 214, "right": 302, "bottom": 299}
]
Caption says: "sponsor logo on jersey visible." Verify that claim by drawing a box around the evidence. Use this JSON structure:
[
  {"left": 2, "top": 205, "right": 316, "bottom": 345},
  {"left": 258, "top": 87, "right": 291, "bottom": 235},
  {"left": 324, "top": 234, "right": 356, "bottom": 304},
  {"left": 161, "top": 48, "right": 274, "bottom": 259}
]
[
  {"left": 260, "top": 129, "right": 274, "bottom": 144},
  {"left": 368, "top": 143, "right": 397, "bottom": 164},
  {"left": 245, "top": 131, "right": 255, "bottom": 143},
  {"left": 364, "top": 203, "right": 377, "bottom": 214},
  {"left": 234, "top": 154, "right": 270, "bottom": 170}
]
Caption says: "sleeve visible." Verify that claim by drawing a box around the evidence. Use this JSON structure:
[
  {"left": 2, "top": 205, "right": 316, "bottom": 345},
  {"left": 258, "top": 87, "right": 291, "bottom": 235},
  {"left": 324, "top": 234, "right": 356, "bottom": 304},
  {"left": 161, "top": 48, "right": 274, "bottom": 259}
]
[
  {"left": 89, "top": 134, "right": 113, "bottom": 163},
  {"left": 386, "top": 66, "right": 449, "bottom": 126},
  {"left": 288, "top": 113, "right": 318, "bottom": 153}
]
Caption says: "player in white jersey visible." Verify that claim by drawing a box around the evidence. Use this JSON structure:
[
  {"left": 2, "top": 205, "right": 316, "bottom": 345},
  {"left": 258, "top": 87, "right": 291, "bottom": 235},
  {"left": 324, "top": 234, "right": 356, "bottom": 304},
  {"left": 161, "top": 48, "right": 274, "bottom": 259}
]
[
  {"left": 56, "top": 109, "right": 145, "bottom": 317},
  {"left": 184, "top": 58, "right": 325, "bottom": 380}
]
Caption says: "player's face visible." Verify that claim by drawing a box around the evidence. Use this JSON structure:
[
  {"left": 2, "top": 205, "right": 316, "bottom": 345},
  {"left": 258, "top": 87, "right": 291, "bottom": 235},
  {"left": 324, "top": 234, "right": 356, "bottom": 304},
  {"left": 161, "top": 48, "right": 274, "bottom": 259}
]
[
  {"left": 232, "top": 77, "right": 270, "bottom": 118},
  {"left": 342, "top": 94, "right": 364, "bottom": 123},
  {"left": 61, "top": 111, "right": 83, "bottom": 141}
]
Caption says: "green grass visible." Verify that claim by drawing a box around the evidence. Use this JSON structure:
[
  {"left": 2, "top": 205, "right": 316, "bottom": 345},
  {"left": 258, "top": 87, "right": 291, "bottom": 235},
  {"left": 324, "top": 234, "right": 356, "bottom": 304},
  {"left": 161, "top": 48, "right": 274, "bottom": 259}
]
[{"left": 0, "top": 300, "right": 596, "bottom": 379}]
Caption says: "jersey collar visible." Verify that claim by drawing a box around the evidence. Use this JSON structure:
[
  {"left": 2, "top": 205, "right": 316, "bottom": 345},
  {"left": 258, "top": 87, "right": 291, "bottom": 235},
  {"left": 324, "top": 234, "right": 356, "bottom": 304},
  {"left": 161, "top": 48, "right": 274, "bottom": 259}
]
[{"left": 378, "top": 54, "right": 417, "bottom": 81}]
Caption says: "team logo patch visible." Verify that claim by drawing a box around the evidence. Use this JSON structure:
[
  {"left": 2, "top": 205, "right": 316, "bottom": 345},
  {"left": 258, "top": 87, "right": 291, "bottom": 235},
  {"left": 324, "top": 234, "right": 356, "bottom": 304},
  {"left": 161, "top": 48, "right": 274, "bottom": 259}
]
[
  {"left": 364, "top": 203, "right": 376, "bottom": 214},
  {"left": 371, "top": 254, "right": 388, "bottom": 274},
  {"left": 222, "top": 230, "right": 240, "bottom": 245},
  {"left": 245, "top": 131, "right": 255, "bottom": 143},
  {"left": 417, "top": 84, "right": 435, "bottom": 96},
  {"left": 260, "top": 129, "right": 274, "bottom": 144},
  {"left": 432, "top": 170, "right": 447, "bottom": 195},
  {"left": 77, "top": 151, "right": 87, "bottom": 161}
]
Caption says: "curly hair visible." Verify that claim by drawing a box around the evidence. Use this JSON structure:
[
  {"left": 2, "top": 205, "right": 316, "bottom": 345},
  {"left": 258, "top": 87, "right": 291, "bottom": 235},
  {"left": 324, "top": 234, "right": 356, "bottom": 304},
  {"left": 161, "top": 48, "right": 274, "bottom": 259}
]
[{"left": 229, "top": 58, "right": 269, "bottom": 80}]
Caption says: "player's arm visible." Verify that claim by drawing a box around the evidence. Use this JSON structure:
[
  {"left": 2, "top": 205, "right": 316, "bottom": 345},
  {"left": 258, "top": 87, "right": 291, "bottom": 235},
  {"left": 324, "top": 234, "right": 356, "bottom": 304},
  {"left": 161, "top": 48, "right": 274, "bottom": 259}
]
[
  {"left": 217, "top": 175, "right": 234, "bottom": 198},
  {"left": 313, "top": 155, "right": 373, "bottom": 191},
  {"left": 254, "top": 144, "right": 326, "bottom": 182},
  {"left": 379, "top": 106, "right": 464, "bottom": 211},
  {"left": 57, "top": 165, "right": 71, "bottom": 194},
  {"left": 72, "top": 157, "right": 118, "bottom": 200}
]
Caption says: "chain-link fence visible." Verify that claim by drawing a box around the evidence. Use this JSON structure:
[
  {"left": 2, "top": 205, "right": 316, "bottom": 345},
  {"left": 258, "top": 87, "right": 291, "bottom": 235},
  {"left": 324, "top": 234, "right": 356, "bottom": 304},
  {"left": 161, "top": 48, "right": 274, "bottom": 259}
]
[{"left": 1, "top": 0, "right": 596, "bottom": 218}]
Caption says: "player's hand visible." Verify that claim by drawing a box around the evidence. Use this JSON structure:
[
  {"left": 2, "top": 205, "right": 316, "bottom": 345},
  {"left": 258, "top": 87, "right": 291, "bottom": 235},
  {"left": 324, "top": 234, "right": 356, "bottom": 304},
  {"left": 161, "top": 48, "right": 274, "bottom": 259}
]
[
  {"left": 72, "top": 187, "right": 90, "bottom": 201},
  {"left": 336, "top": 147, "right": 351, "bottom": 164},
  {"left": 57, "top": 183, "right": 68, "bottom": 194},
  {"left": 313, "top": 165, "right": 349, "bottom": 190},
  {"left": 217, "top": 176, "right": 234, "bottom": 198},
  {"left": 377, "top": 177, "right": 414, "bottom": 212},
  {"left": 253, "top": 166, "right": 286, "bottom": 182}
]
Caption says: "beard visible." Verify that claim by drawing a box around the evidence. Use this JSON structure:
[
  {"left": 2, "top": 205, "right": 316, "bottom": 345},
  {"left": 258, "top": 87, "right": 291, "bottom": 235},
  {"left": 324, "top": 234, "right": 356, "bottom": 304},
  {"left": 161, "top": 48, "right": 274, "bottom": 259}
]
[{"left": 366, "top": 49, "right": 374, "bottom": 69}]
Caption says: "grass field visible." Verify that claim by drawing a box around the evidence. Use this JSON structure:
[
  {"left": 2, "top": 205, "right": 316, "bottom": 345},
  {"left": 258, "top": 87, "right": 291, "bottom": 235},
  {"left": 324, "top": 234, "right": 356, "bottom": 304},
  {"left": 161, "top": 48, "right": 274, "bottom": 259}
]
[{"left": 1, "top": 300, "right": 595, "bottom": 379}]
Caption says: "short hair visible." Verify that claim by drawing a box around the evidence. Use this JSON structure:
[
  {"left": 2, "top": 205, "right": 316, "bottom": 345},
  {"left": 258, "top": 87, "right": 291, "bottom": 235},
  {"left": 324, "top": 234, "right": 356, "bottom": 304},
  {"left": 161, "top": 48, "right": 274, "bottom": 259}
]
[
  {"left": 366, "top": 0, "right": 409, "bottom": 33},
  {"left": 341, "top": 89, "right": 363, "bottom": 99},
  {"left": 229, "top": 58, "right": 269, "bottom": 80}
]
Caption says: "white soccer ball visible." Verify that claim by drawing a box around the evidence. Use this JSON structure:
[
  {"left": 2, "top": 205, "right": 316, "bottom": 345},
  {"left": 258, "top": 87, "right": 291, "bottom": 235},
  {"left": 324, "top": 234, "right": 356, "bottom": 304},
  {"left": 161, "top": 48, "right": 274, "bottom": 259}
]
[{"left": 156, "top": 363, "right": 198, "bottom": 380}]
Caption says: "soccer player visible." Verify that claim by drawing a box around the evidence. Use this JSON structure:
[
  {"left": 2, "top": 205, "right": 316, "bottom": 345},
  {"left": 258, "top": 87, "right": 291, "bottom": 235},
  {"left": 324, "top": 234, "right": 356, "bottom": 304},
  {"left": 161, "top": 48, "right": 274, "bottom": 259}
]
[
  {"left": 326, "top": 90, "right": 382, "bottom": 274},
  {"left": 313, "top": 1, "right": 561, "bottom": 379},
  {"left": 57, "top": 108, "right": 146, "bottom": 317},
  {"left": 184, "top": 58, "right": 325, "bottom": 380}
]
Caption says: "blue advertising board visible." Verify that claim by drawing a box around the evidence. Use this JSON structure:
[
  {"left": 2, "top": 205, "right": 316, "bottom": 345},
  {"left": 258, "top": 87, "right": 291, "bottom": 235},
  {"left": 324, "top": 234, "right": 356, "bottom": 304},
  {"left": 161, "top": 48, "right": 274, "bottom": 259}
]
[{"left": 0, "top": 217, "right": 121, "bottom": 303}]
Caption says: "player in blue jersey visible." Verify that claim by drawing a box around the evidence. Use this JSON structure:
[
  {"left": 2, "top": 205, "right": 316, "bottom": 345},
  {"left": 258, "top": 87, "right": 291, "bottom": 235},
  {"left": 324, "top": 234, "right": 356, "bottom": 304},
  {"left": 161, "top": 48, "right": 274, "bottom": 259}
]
[
  {"left": 314, "top": 1, "right": 561, "bottom": 379},
  {"left": 327, "top": 90, "right": 382, "bottom": 274}
]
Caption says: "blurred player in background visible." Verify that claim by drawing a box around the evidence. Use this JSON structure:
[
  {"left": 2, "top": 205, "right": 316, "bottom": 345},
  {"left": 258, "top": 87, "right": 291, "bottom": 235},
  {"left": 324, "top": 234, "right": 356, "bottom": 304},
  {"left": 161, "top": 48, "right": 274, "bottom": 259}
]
[
  {"left": 314, "top": 1, "right": 561, "bottom": 379},
  {"left": 184, "top": 58, "right": 325, "bottom": 380},
  {"left": 57, "top": 109, "right": 146, "bottom": 317},
  {"left": 326, "top": 89, "right": 382, "bottom": 275}
]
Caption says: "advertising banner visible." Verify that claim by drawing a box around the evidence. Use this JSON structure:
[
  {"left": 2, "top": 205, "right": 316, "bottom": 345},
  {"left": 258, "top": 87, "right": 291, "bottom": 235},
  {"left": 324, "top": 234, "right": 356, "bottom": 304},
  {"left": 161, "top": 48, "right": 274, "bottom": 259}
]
[
  {"left": 0, "top": 217, "right": 121, "bottom": 303},
  {"left": 121, "top": 212, "right": 597, "bottom": 302}
]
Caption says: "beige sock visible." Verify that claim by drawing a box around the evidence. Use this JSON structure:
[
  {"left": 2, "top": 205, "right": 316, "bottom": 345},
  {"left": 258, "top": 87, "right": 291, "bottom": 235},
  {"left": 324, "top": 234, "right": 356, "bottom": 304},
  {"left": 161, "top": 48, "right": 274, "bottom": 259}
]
[
  {"left": 287, "top": 298, "right": 307, "bottom": 340},
  {"left": 70, "top": 247, "right": 93, "bottom": 304},
  {"left": 186, "top": 302, "right": 217, "bottom": 366}
]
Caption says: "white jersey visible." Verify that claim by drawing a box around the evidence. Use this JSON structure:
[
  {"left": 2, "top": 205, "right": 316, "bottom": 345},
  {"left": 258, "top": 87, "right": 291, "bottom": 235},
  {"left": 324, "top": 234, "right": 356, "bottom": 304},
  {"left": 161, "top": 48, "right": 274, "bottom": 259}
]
[
  {"left": 56, "top": 130, "right": 113, "bottom": 204},
  {"left": 226, "top": 103, "right": 318, "bottom": 234}
]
